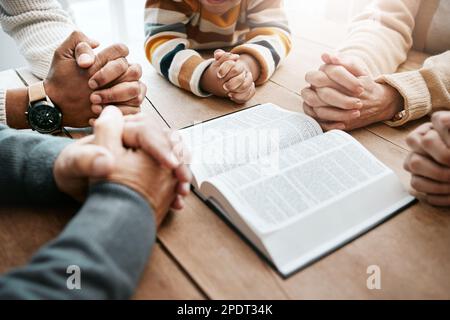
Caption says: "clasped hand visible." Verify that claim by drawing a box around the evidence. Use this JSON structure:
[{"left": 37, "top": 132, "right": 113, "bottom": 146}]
[
  {"left": 301, "top": 53, "right": 404, "bottom": 131},
  {"left": 200, "top": 49, "right": 257, "bottom": 104},
  {"left": 54, "top": 106, "right": 192, "bottom": 227},
  {"left": 404, "top": 112, "right": 450, "bottom": 207},
  {"left": 45, "top": 31, "right": 147, "bottom": 127}
]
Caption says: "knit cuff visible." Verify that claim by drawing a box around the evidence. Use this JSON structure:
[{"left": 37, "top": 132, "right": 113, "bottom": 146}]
[
  {"left": 377, "top": 71, "right": 431, "bottom": 127},
  {"left": 0, "top": 90, "right": 6, "bottom": 125},
  {"left": 30, "top": 60, "right": 53, "bottom": 80},
  {"left": 24, "top": 137, "right": 73, "bottom": 204},
  {"left": 191, "top": 58, "right": 214, "bottom": 97},
  {"left": 231, "top": 44, "right": 274, "bottom": 85}
]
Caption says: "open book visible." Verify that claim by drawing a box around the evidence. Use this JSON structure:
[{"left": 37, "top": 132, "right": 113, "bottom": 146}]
[{"left": 181, "top": 103, "right": 415, "bottom": 277}]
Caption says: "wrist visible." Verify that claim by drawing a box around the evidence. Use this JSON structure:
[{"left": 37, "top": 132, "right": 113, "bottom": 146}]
[
  {"left": 89, "top": 181, "right": 155, "bottom": 218},
  {"left": 200, "top": 66, "right": 227, "bottom": 97},
  {"left": 239, "top": 54, "right": 260, "bottom": 82},
  {"left": 5, "top": 88, "right": 30, "bottom": 129},
  {"left": 382, "top": 84, "right": 404, "bottom": 121},
  {"left": 43, "top": 79, "right": 58, "bottom": 106},
  {"left": 199, "top": 67, "right": 212, "bottom": 94},
  {"left": 100, "top": 176, "right": 157, "bottom": 214}
]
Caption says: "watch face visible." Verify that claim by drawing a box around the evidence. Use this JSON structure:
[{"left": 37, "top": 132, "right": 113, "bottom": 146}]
[{"left": 28, "top": 101, "right": 62, "bottom": 134}]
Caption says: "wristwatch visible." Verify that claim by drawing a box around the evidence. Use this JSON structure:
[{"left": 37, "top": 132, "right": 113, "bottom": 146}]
[
  {"left": 391, "top": 109, "right": 407, "bottom": 122},
  {"left": 26, "top": 81, "right": 63, "bottom": 134}
]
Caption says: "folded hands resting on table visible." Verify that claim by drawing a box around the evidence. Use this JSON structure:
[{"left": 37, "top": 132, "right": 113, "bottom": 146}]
[
  {"left": 404, "top": 112, "right": 450, "bottom": 207},
  {"left": 301, "top": 53, "right": 404, "bottom": 131},
  {"left": 6, "top": 35, "right": 450, "bottom": 211},
  {"left": 200, "top": 49, "right": 260, "bottom": 104},
  {"left": 54, "top": 106, "right": 192, "bottom": 220},
  {"left": 6, "top": 31, "right": 147, "bottom": 129}
]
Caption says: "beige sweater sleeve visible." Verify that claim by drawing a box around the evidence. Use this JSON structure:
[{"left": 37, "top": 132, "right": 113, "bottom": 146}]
[
  {"left": 380, "top": 51, "right": 450, "bottom": 126},
  {"left": 338, "top": 0, "right": 420, "bottom": 76},
  {"left": 338, "top": 0, "right": 450, "bottom": 126}
]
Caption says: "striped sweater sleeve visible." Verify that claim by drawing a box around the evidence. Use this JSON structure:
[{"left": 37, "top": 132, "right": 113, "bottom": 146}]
[
  {"left": 231, "top": 0, "right": 292, "bottom": 85},
  {"left": 144, "top": 0, "right": 214, "bottom": 97}
]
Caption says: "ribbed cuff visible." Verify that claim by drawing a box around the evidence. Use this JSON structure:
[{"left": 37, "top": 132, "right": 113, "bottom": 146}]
[
  {"left": 30, "top": 59, "right": 53, "bottom": 80},
  {"left": 24, "top": 136, "right": 73, "bottom": 204},
  {"left": 27, "top": 25, "right": 75, "bottom": 79},
  {"left": 0, "top": 90, "right": 6, "bottom": 125},
  {"left": 378, "top": 71, "right": 431, "bottom": 127},
  {"left": 232, "top": 44, "right": 273, "bottom": 85},
  {"left": 192, "top": 58, "right": 214, "bottom": 97}
]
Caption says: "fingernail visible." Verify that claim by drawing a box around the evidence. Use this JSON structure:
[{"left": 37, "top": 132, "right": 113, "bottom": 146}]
[
  {"left": 217, "top": 72, "right": 224, "bottom": 79},
  {"left": 352, "top": 110, "right": 361, "bottom": 118},
  {"left": 89, "top": 79, "right": 98, "bottom": 90},
  {"left": 355, "top": 101, "right": 363, "bottom": 108},
  {"left": 91, "top": 94, "right": 102, "bottom": 104},
  {"left": 228, "top": 93, "right": 233, "bottom": 98},
  {"left": 78, "top": 53, "right": 93, "bottom": 66},
  {"left": 170, "top": 131, "right": 182, "bottom": 144},
  {"left": 356, "top": 87, "right": 364, "bottom": 96},
  {"left": 169, "top": 153, "right": 180, "bottom": 167},
  {"left": 91, "top": 105, "right": 102, "bottom": 114},
  {"left": 223, "top": 84, "right": 229, "bottom": 91},
  {"left": 180, "top": 183, "right": 190, "bottom": 195}
]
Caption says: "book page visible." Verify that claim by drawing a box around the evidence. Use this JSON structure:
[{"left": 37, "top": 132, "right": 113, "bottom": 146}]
[
  {"left": 205, "top": 131, "right": 392, "bottom": 233},
  {"left": 180, "top": 104, "right": 323, "bottom": 187}
]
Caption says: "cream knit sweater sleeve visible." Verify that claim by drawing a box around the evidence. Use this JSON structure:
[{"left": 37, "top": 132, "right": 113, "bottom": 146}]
[
  {"left": 381, "top": 52, "right": 450, "bottom": 126},
  {"left": 338, "top": 0, "right": 419, "bottom": 76},
  {"left": 338, "top": 0, "right": 450, "bottom": 126},
  {"left": 0, "top": 0, "right": 75, "bottom": 125}
]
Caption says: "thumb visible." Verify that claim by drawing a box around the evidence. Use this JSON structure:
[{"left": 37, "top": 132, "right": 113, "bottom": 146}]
[
  {"left": 75, "top": 42, "right": 96, "bottom": 68},
  {"left": 321, "top": 52, "right": 334, "bottom": 65},
  {"left": 59, "top": 30, "right": 99, "bottom": 59},
  {"left": 214, "top": 49, "right": 226, "bottom": 60},
  {"left": 322, "top": 53, "right": 368, "bottom": 77},
  {"left": 66, "top": 144, "right": 115, "bottom": 179},
  {"left": 334, "top": 55, "right": 369, "bottom": 77},
  {"left": 432, "top": 112, "right": 450, "bottom": 147},
  {"left": 93, "top": 105, "right": 125, "bottom": 152}
]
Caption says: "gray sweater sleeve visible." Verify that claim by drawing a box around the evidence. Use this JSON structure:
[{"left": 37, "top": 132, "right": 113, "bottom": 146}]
[
  {"left": 0, "top": 182, "right": 155, "bottom": 300},
  {"left": 0, "top": 126, "right": 156, "bottom": 299},
  {"left": 0, "top": 125, "right": 73, "bottom": 204}
]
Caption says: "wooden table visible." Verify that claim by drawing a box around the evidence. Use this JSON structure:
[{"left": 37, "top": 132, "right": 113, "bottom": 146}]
[{"left": 0, "top": 30, "right": 449, "bottom": 300}]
